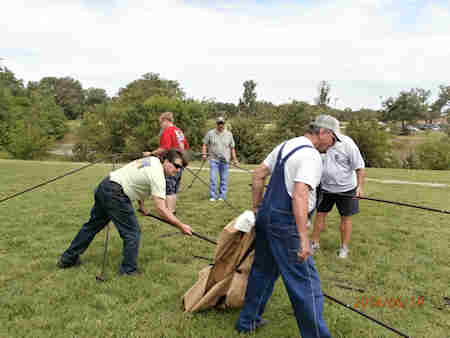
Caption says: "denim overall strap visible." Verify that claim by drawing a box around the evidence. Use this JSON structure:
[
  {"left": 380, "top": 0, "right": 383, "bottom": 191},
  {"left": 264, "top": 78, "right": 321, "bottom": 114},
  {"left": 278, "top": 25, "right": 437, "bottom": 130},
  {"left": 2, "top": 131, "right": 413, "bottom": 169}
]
[
  {"left": 261, "top": 143, "right": 313, "bottom": 214},
  {"left": 260, "top": 142, "right": 287, "bottom": 208}
]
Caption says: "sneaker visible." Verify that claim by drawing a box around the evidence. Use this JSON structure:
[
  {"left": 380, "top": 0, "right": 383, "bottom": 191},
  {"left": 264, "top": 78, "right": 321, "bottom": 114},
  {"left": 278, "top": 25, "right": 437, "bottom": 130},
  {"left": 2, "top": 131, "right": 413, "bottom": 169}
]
[
  {"left": 218, "top": 198, "right": 224, "bottom": 201},
  {"left": 209, "top": 198, "right": 216, "bottom": 201},
  {"left": 311, "top": 241, "right": 320, "bottom": 253},
  {"left": 57, "top": 256, "right": 82, "bottom": 269},
  {"left": 257, "top": 319, "right": 268, "bottom": 329},
  {"left": 337, "top": 247, "right": 349, "bottom": 259}
]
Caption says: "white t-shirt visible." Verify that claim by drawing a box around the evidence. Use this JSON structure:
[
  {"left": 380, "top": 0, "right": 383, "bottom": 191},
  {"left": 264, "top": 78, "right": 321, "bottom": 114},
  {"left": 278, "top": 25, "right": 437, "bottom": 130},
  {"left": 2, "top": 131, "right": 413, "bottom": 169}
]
[
  {"left": 263, "top": 137, "right": 322, "bottom": 213},
  {"left": 109, "top": 156, "right": 166, "bottom": 202},
  {"left": 320, "top": 134, "right": 365, "bottom": 193}
]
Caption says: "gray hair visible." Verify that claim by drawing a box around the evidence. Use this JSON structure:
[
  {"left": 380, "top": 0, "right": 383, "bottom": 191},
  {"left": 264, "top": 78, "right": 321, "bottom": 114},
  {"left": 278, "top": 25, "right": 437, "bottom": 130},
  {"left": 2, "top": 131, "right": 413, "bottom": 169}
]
[{"left": 305, "top": 124, "right": 323, "bottom": 135}]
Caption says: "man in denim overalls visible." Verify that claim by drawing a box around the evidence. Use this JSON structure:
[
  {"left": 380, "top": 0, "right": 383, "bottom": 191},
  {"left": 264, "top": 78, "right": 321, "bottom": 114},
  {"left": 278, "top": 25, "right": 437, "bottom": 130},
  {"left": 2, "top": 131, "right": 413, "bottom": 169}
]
[{"left": 236, "top": 115, "right": 341, "bottom": 337}]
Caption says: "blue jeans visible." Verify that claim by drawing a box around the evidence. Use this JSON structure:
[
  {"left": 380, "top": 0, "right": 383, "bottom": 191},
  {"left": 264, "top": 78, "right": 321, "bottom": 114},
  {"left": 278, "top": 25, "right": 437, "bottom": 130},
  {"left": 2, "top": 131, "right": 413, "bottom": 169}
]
[
  {"left": 209, "top": 159, "right": 229, "bottom": 200},
  {"left": 61, "top": 177, "right": 141, "bottom": 274},
  {"left": 236, "top": 209, "right": 331, "bottom": 337}
]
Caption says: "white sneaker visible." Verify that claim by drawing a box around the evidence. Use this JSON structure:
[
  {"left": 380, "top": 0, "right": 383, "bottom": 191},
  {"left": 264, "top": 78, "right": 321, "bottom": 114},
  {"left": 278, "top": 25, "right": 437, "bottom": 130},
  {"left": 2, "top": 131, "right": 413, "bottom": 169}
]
[
  {"left": 311, "top": 241, "right": 320, "bottom": 254},
  {"left": 218, "top": 198, "right": 224, "bottom": 201},
  {"left": 337, "top": 247, "right": 349, "bottom": 259},
  {"left": 209, "top": 198, "right": 216, "bottom": 202}
]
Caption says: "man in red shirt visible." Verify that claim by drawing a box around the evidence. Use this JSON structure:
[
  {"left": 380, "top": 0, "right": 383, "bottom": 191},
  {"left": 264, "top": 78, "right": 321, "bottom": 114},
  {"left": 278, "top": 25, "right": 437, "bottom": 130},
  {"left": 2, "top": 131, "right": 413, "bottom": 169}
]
[{"left": 143, "top": 112, "right": 189, "bottom": 213}]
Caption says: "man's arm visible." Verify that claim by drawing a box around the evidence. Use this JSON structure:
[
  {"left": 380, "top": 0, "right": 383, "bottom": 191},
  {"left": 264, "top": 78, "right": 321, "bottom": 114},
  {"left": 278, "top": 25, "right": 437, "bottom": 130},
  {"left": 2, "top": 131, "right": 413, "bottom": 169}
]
[
  {"left": 292, "top": 182, "right": 312, "bottom": 262},
  {"left": 138, "top": 200, "right": 147, "bottom": 214},
  {"left": 252, "top": 163, "right": 270, "bottom": 213},
  {"left": 231, "top": 148, "right": 238, "bottom": 164},
  {"left": 139, "top": 196, "right": 192, "bottom": 235},
  {"left": 143, "top": 147, "right": 165, "bottom": 157},
  {"left": 355, "top": 168, "right": 365, "bottom": 197},
  {"left": 143, "top": 129, "right": 171, "bottom": 157},
  {"left": 201, "top": 144, "right": 208, "bottom": 160}
]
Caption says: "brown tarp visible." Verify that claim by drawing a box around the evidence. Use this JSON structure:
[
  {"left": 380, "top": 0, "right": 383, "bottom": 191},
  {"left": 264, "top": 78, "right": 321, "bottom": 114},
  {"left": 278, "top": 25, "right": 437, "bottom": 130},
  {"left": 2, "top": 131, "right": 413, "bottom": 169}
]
[{"left": 183, "top": 218, "right": 255, "bottom": 312}]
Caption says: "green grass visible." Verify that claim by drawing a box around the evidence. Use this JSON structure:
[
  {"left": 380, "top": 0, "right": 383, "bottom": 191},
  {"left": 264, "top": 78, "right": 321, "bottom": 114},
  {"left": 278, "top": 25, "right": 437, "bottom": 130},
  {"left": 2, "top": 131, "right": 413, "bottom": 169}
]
[{"left": 0, "top": 159, "right": 449, "bottom": 337}]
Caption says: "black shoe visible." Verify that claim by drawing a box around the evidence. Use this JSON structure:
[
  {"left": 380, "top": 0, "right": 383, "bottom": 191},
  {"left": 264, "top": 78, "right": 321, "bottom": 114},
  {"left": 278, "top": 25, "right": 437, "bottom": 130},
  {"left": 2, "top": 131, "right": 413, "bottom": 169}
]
[
  {"left": 119, "top": 269, "right": 144, "bottom": 276},
  {"left": 236, "top": 319, "right": 268, "bottom": 333},
  {"left": 57, "top": 256, "right": 82, "bottom": 269}
]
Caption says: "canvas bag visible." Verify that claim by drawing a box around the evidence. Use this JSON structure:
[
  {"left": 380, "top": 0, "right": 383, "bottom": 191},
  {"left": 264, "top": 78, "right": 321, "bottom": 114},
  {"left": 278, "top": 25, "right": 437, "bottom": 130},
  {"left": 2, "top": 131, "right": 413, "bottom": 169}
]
[{"left": 183, "top": 218, "right": 255, "bottom": 312}]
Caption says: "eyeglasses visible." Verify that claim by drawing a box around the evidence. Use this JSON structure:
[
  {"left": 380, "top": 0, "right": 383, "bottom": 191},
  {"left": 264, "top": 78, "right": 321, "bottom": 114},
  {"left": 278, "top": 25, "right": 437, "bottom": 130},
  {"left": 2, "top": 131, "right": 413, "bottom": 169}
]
[
  {"left": 330, "top": 133, "right": 337, "bottom": 145},
  {"left": 171, "top": 161, "right": 183, "bottom": 170}
]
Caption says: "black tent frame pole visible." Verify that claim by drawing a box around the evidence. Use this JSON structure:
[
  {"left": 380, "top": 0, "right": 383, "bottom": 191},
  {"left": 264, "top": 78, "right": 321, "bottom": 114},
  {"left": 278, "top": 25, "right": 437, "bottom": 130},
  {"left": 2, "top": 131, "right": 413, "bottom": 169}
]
[{"left": 141, "top": 212, "right": 217, "bottom": 245}]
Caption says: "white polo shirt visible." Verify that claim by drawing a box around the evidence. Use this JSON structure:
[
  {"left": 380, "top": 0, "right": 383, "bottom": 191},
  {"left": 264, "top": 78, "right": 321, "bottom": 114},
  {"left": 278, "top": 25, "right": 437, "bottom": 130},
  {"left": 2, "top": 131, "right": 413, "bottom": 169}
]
[
  {"left": 109, "top": 156, "right": 166, "bottom": 202},
  {"left": 320, "top": 134, "right": 365, "bottom": 193},
  {"left": 263, "top": 137, "right": 323, "bottom": 214}
]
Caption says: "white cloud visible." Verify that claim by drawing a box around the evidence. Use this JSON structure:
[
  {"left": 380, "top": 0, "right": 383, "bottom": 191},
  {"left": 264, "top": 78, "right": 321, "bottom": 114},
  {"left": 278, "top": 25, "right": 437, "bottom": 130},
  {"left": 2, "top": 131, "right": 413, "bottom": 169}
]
[{"left": 1, "top": 0, "right": 449, "bottom": 109}]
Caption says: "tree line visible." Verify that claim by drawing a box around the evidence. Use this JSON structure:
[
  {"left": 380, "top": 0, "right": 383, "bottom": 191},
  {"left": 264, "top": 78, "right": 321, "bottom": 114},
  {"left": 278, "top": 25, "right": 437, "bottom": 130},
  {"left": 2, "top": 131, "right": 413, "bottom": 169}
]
[{"left": 1, "top": 66, "right": 449, "bottom": 168}]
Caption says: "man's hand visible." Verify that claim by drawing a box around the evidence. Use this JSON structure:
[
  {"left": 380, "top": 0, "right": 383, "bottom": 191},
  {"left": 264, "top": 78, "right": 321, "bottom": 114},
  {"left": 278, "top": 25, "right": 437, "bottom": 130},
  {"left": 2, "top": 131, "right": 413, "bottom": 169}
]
[
  {"left": 179, "top": 224, "right": 193, "bottom": 236},
  {"left": 138, "top": 207, "right": 149, "bottom": 216},
  {"left": 297, "top": 237, "right": 312, "bottom": 262},
  {"left": 137, "top": 200, "right": 148, "bottom": 215},
  {"left": 356, "top": 186, "right": 363, "bottom": 198}
]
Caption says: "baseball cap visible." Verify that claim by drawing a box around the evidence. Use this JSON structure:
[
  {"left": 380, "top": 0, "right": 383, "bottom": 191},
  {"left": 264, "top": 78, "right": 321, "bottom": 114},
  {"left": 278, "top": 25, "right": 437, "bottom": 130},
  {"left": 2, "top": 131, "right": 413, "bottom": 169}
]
[
  {"left": 216, "top": 116, "right": 225, "bottom": 124},
  {"left": 311, "top": 115, "right": 341, "bottom": 142}
]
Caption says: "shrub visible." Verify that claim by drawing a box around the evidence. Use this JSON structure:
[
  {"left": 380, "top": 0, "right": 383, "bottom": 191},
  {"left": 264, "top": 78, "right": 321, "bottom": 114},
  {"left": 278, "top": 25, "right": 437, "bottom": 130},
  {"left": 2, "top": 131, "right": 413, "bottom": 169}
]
[
  {"left": 74, "top": 96, "right": 208, "bottom": 160},
  {"left": 4, "top": 119, "right": 53, "bottom": 159},
  {"left": 230, "top": 117, "right": 266, "bottom": 164},
  {"left": 264, "top": 101, "right": 316, "bottom": 152},
  {"left": 345, "top": 118, "right": 394, "bottom": 168},
  {"left": 443, "top": 123, "right": 450, "bottom": 137},
  {"left": 415, "top": 136, "right": 450, "bottom": 170}
]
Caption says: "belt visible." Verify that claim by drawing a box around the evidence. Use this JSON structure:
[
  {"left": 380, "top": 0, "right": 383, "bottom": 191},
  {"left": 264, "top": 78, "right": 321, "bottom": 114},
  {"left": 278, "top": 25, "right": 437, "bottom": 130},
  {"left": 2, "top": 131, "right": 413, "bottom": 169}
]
[{"left": 108, "top": 177, "right": 125, "bottom": 195}]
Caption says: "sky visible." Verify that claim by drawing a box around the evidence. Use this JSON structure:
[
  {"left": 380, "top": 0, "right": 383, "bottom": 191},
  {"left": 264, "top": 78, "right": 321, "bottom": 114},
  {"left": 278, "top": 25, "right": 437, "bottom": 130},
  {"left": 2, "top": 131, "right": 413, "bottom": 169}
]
[{"left": 2, "top": 0, "right": 450, "bottom": 110}]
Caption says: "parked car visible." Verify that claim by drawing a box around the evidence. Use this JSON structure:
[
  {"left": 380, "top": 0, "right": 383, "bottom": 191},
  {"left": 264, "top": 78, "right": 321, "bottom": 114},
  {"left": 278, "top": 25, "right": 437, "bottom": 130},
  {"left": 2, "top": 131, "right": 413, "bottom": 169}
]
[{"left": 406, "top": 125, "right": 421, "bottom": 132}]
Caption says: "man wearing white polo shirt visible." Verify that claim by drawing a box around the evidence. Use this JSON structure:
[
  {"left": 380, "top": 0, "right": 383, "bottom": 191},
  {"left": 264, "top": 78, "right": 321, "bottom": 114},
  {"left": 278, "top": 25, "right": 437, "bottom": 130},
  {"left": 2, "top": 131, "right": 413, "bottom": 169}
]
[{"left": 311, "top": 117, "right": 365, "bottom": 259}]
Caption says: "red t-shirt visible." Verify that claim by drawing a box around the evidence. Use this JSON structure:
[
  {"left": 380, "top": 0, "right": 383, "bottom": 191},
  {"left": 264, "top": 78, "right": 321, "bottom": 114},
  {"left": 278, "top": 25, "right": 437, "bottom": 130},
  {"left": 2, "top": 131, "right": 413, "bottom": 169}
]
[{"left": 159, "top": 125, "right": 190, "bottom": 150}]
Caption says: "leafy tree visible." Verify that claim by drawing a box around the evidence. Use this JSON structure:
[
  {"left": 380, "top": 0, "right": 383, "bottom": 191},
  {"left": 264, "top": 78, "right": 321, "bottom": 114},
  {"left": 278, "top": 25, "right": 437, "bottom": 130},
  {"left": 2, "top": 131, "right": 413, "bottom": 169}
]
[
  {"left": 84, "top": 87, "right": 109, "bottom": 109},
  {"left": 212, "top": 101, "right": 239, "bottom": 117},
  {"left": 428, "top": 85, "right": 450, "bottom": 123},
  {"left": 1, "top": 67, "right": 27, "bottom": 148},
  {"left": 415, "top": 137, "right": 450, "bottom": 170},
  {"left": 27, "top": 90, "right": 68, "bottom": 140},
  {"left": 73, "top": 103, "right": 125, "bottom": 160},
  {"left": 117, "top": 73, "right": 185, "bottom": 105},
  {"left": 3, "top": 118, "right": 53, "bottom": 159},
  {"left": 74, "top": 96, "right": 207, "bottom": 160},
  {"left": 382, "top": 88, "right": 431, "bottom": 130},
  {"left": 346, "top": 118, "right": 394, "bottom": 168},
  {"left": 230, "top": 117, "right": 266, "bottom": 164},
  {"left": 29, "top": 76, "right": 85, "bottom": 119},
  {"left": 254, "top": 100, "right": 278, "bottom": 120},
  {"left": 266, "top": 101, "right": 316, "bottom": 151},
  {"left": 0, "top": 66, "right": 25, "bottom": 95},
  {"left": 314, "top": 80, "right": 332, "bottom": 109},
  {"left": 0, "top": 67, "right": 67, "bottom": 158},
  {"left": 240, "top": 80, "right": 257, "bottom": 114},
  {"left": 337, "top": 108, "right": 380, "bottom": 122},
  {"left": 134, "top": 96, "right": 207, "bottom": 151}
]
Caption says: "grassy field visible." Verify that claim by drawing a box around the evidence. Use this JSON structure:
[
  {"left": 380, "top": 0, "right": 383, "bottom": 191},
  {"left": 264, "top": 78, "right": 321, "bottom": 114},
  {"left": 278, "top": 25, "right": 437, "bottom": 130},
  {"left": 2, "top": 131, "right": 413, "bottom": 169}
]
[{"left": 0, "top": 159, "right": 449, "bottom": 338}]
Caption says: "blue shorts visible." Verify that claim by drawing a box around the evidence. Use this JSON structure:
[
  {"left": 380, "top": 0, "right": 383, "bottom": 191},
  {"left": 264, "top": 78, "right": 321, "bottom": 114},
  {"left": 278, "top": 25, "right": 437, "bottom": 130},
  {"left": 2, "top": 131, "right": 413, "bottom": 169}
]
[{"left": 165, "top": 168, "right": 183, "bottom": 195}]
